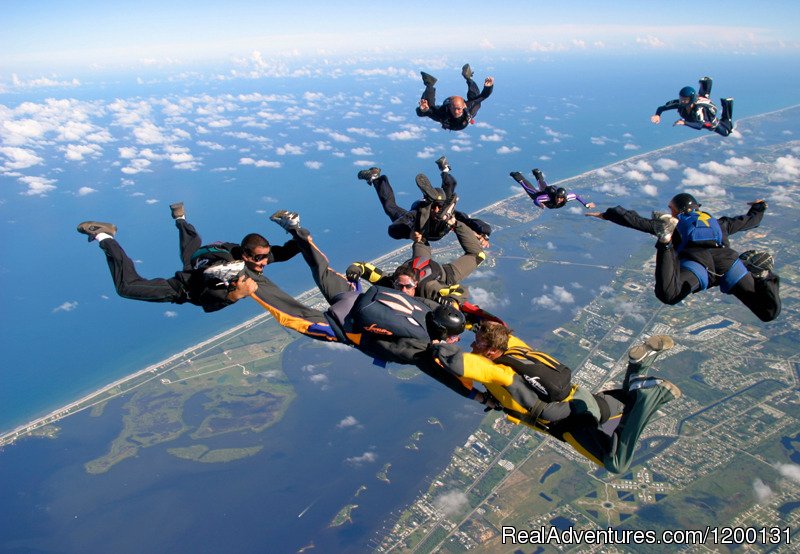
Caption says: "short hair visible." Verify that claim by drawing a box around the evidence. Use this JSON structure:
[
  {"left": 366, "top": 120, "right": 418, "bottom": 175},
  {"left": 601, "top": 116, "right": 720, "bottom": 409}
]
[
  {"left": 392, "top": 266, "right": 417, "bottom": 284},
  {"left": 477, "top": 321, "right": 511, "bottom": 352},
  {"left": 450, "top": 96, "right": 466, "bottom": 108},
  {"left": 240, "top": 233, "right": 270, "bottom": 255}
]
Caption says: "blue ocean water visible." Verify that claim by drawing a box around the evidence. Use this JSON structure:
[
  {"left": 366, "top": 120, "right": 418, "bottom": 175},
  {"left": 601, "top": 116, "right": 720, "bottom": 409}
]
[{"left": 2, "top": 52, "right": 800, "bottom": 431}]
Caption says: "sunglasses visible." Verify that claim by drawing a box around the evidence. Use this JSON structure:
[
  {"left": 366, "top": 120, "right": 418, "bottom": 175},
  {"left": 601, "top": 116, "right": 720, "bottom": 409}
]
[
  {"left": 249, "top": 253, "right": 270, "bottom": 262},
  {"left": 394, "top": 281, "right": 416, "bottom": 290}
]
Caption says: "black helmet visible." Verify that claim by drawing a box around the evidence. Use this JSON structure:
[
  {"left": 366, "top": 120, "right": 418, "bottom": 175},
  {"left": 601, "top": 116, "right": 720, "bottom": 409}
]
[
  {"left": 426, "top": 305, "right": 466, "bottom": 340},
  {"left": 555, "top": 187, "right": 567, "bottom": 199},
  {"left": 670, "top": 192, "right": 701, "bottom": 213},
  {"left": 679, "top": 86, "right": 697, "bottom": 103}
]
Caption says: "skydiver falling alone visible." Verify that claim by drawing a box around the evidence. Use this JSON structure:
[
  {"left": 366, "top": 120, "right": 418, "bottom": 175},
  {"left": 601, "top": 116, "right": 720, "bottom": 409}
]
[
  {"left": 510, "top": 168, "right": 596, "bottom": 210},
  {"left": 586, "top": 194, "right": 781, "bottom": 322},
  {"left": 651, "top": 77, "right": 734, "bottom": 137},
  {"left": 416, "top": 64, "right": 494, "bottom": 131},
  {"left": 357, "top": 157, "right": 491, "bottom": 243}
]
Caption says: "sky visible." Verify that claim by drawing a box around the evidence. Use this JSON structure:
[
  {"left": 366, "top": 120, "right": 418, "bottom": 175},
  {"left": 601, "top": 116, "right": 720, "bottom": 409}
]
[{"left": 2, "top": 0, "right": 800, "bottom": 78}]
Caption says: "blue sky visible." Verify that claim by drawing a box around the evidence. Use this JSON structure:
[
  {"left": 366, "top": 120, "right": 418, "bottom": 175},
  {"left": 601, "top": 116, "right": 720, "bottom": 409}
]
[{"left": 3, "top": 0, "right": 799, "bottom": 76}]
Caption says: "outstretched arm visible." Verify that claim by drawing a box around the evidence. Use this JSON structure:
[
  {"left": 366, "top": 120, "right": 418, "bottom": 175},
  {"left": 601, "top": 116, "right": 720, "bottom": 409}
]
[
  {"left": 718, "top": 200, "right": 767, "bottom": 237},
  {"left": 585, "top": 206, "right": 660, "bottom": 235},
  {"left": 568, "top": 192, "right": 595, "bottom": 209}
]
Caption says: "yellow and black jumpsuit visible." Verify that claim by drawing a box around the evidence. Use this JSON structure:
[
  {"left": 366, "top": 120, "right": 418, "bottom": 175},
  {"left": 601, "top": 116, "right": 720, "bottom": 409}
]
[{"left": 434, "top": 336, "right": 676, "bottom": 474}]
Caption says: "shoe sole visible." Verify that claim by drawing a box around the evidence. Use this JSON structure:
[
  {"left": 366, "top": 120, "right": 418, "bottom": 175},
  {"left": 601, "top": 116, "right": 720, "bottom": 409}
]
[
  {"left": 628, "top": 335, "right": 674, "bottom": 363},
  {"left": 658, "top": 379, "right": 682, "bottom": 401},
  {"left": 415, "top": 174, "right": 442, "bottom": 201}
]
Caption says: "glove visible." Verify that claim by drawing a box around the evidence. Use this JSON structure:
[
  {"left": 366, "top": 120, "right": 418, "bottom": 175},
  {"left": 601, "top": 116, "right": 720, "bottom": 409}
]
[
  {"left": 346, "top": 262, "right": 365, "bottom": 282},
  {"left": 479, "top": 391, "right": 502, "bottom": 412},
  {"left": 438, "top": 284, "right": 465, "bottom": 299}
]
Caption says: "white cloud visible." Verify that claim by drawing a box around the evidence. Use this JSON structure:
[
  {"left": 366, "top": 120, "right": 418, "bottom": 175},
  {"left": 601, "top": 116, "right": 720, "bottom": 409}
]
[
  {"left": 596, "top": 182, "right": 629, "bottom": 196},
  {"left": 753, "top": 478, "right": 774, "bottom": 503},
  {"left": 350, "top": 146, "right": 373, "bottom": 156},
  {"left": 52, "top": 301, "right": 78, "bottom": 313},
  {"left": 497, "top": 146, "right": 520, "bottom": 155},
  {"left": 276, "top": 143, "right": 303, "bottom": 155},
  {"left": 552, "top": 286, "right": 574, "bottom": 304},
  {"left": 624, "top": 170, "right": 647, "bottom": 181},
  {"left": 651, "top": 172, "right": 669, "bottom": 182},
  {"left": 353, "top": 159, "right": 376, "bottom": 167},
  {"left": 699, "top": 160, "right": 739, "bottom": 176},
  {"left": 346, "top": 127, "right": 379, "bottom": 138},
  {"left": 623, "top": 143, "right": 640, "bottom": 151},
  {"left": 18, "top": 175, "right": 57, "bottom": 196},
  {"left": 469, "top": 286, "right": 510, "bottom": 310},
  {"left": 727, "top": 156, "right": 754, "bottom": 167},
  {"left": 532, "top": 294, "right": 561, "bottom": 311},
  {"left": 388, "top": 124, "right": 425, "bottom": 141},
  {"left": 628, "top": 160, "right": 653, "bottom": 172},
  {"left": 0, "top": 146, "right": 43, "bottom": 170},
  {"left": 777, "top": 463, "right": 800, "bottom": 483},
  {"left": 345, "top": 451, "right": 377, "bottom": 466},
  {"left": 641, "top": 184, "right": 658, "bottom": 197},
  {"left": 336, "top": 416, "right": 361, "bottom": 429},
  {"left": 433, "top": 490, "right": 470, "bottom": 518},
  {"left": 304, "top": 160, "right": 322, "bottom": 170},
  {"left": 773, "top": 156, "right": 800, "bottom": 181},
  {"left": 239, "top": 157, "right": 282, "bottom": 168},
  {"left": 681, "top": 167, "right": 720, "bottom": 187},
  {"left": 636, "top": 35, "right": 666, "bottom": 48},
  {"left": 309, "top": 373, "right": 329, "bottom": 384},
  {"left": 132, "top": 122, "right": 167, "bottom": 144},
  {"left": 532, "top": 285, "right": 574, "bottom": 311},
  {"left": 655, "top": 158, "right": 679, "bottom": 171},
  {"left": 121, "top": 158, "right": 152, "bottom": 175},
  {"left": 77, "top": 186, "right": 97, "bottom": 196},
  {"left": 416, "top": 146, "right": 437, "bottom": 159},
  {"left": 64, "top": 143, "right": 103, "bottom": 161},
  {"left": 164, "top": 310, "right": 178, "bottom": 318},
  {"left": 480, "top": 133, "right": 503, "bottom": 142}
]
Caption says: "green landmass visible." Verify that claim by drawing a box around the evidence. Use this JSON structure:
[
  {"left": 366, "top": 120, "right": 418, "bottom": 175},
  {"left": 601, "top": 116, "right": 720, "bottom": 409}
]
[
  {"left": 167, "top": 444, "right": 263, "bottom": 463},
  {"left": 329, "top": 503, "right": 358, "bottom": 527},
  {"left": 377, "top": 463, "right": 392, "bottom": 483},
  {"left": 85, "top": 323, "right": 296, "bottom": 474},
  {"left": 354, "top": 485, "right": 367, "bottom": 497}
]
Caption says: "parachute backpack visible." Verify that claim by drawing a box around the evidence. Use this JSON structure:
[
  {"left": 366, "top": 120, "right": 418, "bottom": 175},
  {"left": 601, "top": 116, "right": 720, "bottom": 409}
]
[
  {"left": 495, "top": 347, "right": 573, "bottom": 402},
  {"left": 345, "top": 285, "right": 432, "bottom": 341},
  {"left": 675, "top": 211, "right": 724, "bottom": 252}
]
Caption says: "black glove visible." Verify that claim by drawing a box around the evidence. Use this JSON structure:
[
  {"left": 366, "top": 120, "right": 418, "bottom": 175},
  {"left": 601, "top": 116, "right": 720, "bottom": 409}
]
[{"left": 346, "top": 262, "right": 365, "bottom": 282}]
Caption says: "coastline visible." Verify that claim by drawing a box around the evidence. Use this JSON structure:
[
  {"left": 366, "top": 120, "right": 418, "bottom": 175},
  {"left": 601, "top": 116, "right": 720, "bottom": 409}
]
[{"left": 2, "top": 104, "right": 796, "bottom": 447}]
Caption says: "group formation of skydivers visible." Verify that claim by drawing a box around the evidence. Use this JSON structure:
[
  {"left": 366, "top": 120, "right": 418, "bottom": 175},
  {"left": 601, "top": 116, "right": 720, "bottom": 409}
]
[{"left": 78, "top": 67, "right": 781, "bottom": 475}]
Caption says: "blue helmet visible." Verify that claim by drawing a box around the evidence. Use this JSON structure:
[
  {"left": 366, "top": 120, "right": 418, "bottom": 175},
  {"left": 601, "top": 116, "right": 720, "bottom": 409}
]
[{"left": 679, "top": 86, "right": 697, "bottom": 103}]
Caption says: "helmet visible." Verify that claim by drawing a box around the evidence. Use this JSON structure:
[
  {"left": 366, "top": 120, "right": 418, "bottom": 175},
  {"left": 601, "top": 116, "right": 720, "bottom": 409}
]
[
  {"left": 427, "top": 305, "right": 466, "bottom": 340},
  {"left": 555, "top": 187, "right": 567, "bottom": 199},
  {"left": 679, "top": 86, "right": 697, "bottom": 103},
  {"left": 670, "top": 193, "right": 701, "bottom": 213}
]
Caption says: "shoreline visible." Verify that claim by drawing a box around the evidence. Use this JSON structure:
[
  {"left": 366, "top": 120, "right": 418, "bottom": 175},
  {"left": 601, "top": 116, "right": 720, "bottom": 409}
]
[{"left": 2, "top": 103, "right": 797, "bottom": 446}]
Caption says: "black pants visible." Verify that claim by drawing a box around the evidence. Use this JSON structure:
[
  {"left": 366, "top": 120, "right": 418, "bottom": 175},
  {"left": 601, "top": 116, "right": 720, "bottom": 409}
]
[
  {"left": 655, "top": 243, "right": 781, "bottom": 322},
  {"left": 99, "top": 219, "right": 199, "bottom": 303},
  {"left": 372, "top": 175, "right": 416, "bottom": 240}
]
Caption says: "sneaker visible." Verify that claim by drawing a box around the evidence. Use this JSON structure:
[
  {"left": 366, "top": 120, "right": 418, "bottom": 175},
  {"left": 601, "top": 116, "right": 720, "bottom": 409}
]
[
  {"left": 169, "top": 202, "right": 185, "bottom": 219},
  {"left": 628, "top": 335, "right": 675, "bottom": 365},
  {"left": 721, "top": 97, "right": 734, "bottom": 121},
  {"left": 628, "top": 377, "right": 682, "bottom": 401},
  {"left": 421, "top": 72, "right": 437, "bottom": 87},
  {"left": 77, "top": 221, "right": 117, "bottom": 241},
  {"left": 357, "top": 167, "right": 381, "bottom": 184},
  {"left": 415, "top": 173, "right": 445, "bottom": 202},
  {"left": 203, "top": 261, "right": 246, "bottom": 287},
  {"left": 509, "top": 171, "right": 525, "bottom": 182},
  {"left": 435, "top": 194, "right": 458, "bottom": 225},
  {"left": 652, "top": 212, "right": 678, "bottom": 243},
  {"left": 435, "top": 156, "right": 450, "bottom": 173},
  {"left": 698, "top": 76, "right": 713, "bottom": 97},
  {"left": 270, "top": 210, "right": 300, "bottom": 232},
  {"left": 461, "top": 64, "right": 474, "bottom": 80},
  {"left": 531, "top": 168, "right": 545, "bottom": 184},
  {"left": 739, "top": 250, "right": 774, "bottom": 278}
]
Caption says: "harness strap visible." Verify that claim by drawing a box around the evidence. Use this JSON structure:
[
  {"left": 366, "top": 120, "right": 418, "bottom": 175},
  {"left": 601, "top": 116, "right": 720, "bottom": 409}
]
[{"left": 679, "top": 259, "right": 709, "bottom": 292}]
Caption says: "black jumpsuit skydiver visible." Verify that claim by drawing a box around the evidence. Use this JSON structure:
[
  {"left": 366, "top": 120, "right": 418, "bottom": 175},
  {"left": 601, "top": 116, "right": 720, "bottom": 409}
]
[
  {"left": 600, "top": 203, "right": 781, "bottom": 322},
  {"left": 415, "top": 76, "right": 493, "bottom": 131}
]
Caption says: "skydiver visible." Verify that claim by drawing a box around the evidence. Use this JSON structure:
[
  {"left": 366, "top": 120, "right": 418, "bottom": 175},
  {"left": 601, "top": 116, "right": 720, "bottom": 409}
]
[
  {"left": 651, "top": 77, "right": 734, "bottom": 137},
  {"left": 415, "top": 64, "right": 494, "bottom": 131},
  {"left": 432, "top": 321, "right": 681, "bottom": 474},
  {"left": 510, "top": 168, "right": 596, "bottom": 209},
  {"left": 346, "top": 211, "right": 486, "bottom": 305},
  {"left": 76, "top": 203, "right": 322, "bottom": 322},
  {"left": 357, "top": 158, "right": 491, "bottom": 243},
  {"left": 241, "top": 209, "right": 476, "bottom": 398},
  {"left": 585, "top": 194, "right": 780, "bottom": 322}
]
